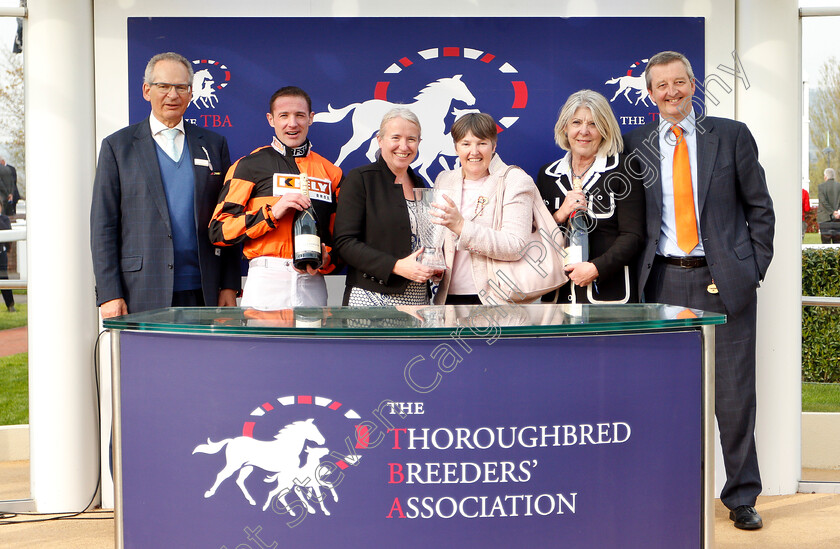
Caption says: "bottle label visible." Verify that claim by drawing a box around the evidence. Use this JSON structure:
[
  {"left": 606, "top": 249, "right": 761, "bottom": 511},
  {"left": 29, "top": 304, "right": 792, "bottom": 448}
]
[
  {"left": 564, "top": 245, "right": 583, "bottom": 264},
  {"left": 295, "top": 234, "right": 321, "bottom": 254},
  {"left": 295, "top": 318, "right": 322, "bottom": 328},
  {"left": 272, "top": 173, "right": 333, "bottom": 203}
]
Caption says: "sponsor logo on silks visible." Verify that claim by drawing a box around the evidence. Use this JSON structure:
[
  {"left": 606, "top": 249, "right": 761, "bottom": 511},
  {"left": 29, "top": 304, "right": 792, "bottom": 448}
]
[
  {"left": 605, "top": 59, "right": 651, "bottom": 106},
  {"left": 192, "top": 395, "right": 362, "bottom": 516},
  {"left": 190, "top": 58, "right": 231, "bottom": 110},
  {"left": 273, "top": 173, "right": 333, "bottom": 203},
  {"left": 313, "top": 46, "right": 529, "bottom": 184}
]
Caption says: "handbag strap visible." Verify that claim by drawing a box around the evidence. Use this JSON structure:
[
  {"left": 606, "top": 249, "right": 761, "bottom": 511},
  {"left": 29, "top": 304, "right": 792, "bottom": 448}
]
[{"left": 492, "top": 165, "right": 523, "bottom": 230}]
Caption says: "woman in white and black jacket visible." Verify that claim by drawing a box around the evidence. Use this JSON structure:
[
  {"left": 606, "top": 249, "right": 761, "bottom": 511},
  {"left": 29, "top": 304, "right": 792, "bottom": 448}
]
[{"left": 536, "top": 90, "right": 645, "bottom": 304}]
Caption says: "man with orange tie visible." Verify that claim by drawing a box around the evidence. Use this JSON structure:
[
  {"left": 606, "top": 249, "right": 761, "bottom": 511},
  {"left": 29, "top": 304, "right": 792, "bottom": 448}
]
[{"left": 624, "top": 51, "right": 775, "bottom": 530}]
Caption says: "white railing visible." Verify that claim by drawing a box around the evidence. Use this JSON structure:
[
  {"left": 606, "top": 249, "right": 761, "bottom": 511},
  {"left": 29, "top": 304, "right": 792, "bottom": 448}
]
[
  {"left": 803, "top": 296, "right": 840, "bottom": 307},
  {"left": 0, "top": 217, "right": 26, "bottom": 289}
]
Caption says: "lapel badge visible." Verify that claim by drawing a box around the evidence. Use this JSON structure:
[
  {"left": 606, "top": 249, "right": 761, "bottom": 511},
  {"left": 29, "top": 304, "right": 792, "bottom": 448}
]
[{"left": 475, "top": 196, "right": 488, "bottom": 217}]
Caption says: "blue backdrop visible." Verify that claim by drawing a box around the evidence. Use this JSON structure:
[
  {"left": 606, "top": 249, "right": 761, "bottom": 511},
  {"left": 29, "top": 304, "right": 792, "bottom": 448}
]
[{"left": 128, "top": 17, "right": 704, "bottom": 184}]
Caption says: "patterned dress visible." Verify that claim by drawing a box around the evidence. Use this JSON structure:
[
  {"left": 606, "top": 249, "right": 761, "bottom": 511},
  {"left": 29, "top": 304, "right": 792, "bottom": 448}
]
[{"left": 347, "top": 199, "right": 429, "bottom": 306}]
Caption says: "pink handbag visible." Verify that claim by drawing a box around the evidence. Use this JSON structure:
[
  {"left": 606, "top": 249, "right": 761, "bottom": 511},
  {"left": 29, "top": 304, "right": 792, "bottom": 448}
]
[{"left": 484, "top": 166, "right": 568, "bottom": 303}]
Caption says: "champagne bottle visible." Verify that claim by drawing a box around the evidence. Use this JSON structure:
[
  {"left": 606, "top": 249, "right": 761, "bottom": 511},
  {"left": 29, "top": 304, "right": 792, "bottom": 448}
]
[
  {"left": 564, "top": 180, "right": 589, "bottom": 264},
  {"left": 567, "top": 210, "right": 589, "bottom": 263},
  {"left": 292, "top": 174, "right": 322, "bottom": 271}
]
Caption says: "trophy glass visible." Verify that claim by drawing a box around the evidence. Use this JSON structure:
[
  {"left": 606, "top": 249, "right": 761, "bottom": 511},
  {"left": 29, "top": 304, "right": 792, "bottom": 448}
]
[{"left": 412, "top": 187, "right": 447, "bottom": 270}]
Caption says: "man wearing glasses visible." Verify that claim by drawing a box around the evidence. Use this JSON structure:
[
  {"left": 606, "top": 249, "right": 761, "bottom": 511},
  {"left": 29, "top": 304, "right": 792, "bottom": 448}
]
[{"left": 91, "top": 52, "right": 241, "bottom": 318}]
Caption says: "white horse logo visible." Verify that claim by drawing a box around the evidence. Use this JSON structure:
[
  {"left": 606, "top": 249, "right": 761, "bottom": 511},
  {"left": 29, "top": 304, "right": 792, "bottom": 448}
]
[
  {"left": 193, "top": 418, "right": 325, "bottom": 506},
  {"left": 191, "top": 69, "right": 218, "bottom": 109},
  {"left": 314, "top": 74, "right": 477, "bottom": 183},
  {"left": 605, "top": 73, "right": 650, "bottom": 106},
  {"left": 262, "top": 446, "right": 346, "bottom": 514}
]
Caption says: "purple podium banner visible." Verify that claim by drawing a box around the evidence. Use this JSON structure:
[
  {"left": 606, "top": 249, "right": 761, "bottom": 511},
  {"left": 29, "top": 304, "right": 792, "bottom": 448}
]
[{"left": 118, "top": 330, "right": 702, "bottom": 548}]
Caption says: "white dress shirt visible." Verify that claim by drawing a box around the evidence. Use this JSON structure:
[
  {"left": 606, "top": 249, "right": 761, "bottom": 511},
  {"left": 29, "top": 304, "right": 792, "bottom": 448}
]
[
  {"left": 656, "top": 108, "right": 705, "bottom": 257},
  {"left": 149, "top": 115, "right": 186, "bottom": 161}
]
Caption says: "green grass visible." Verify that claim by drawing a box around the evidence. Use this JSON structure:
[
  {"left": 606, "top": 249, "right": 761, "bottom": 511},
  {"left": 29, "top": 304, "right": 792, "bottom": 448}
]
[
  {"left": 803, "top": 382, "right": 840, "bottom": 412},
  {"left": 0, "top": 302, "right": 26, "bottom": 330},
  {"left": 803, "top": 232, "right": 822, "bottom": 245},
  {"left": 0, "top": 349, "right": 836, "bottom": 423},
  {"left": 0, "top": 352, "right": 27, "bottom": 425}
]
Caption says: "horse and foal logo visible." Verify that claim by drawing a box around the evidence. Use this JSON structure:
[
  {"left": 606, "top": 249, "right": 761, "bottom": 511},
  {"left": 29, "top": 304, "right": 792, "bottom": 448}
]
[
  {"left": 190, "top": 59, "right": 231, "bottom": 109},
  {"left": 193, "top": 395, "right": 363, "bottom": 516}
]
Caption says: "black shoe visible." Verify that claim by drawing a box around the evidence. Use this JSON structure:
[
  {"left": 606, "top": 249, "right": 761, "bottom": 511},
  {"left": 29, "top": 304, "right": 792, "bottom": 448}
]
[
  {"left": 729, "top": 505, "right": 763, "bottom": 530},
  {"left": 6, "top": 305, "right": 15, "bottom": 313}
]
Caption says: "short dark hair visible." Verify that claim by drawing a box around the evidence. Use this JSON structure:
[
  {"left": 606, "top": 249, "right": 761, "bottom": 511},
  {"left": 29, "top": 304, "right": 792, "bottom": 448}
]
[
  {"left": 268, "top": 86, "right": 312, "bottom": 114},
  {"left": 450, "top": 112, "right": 497, "bottom": 145}
]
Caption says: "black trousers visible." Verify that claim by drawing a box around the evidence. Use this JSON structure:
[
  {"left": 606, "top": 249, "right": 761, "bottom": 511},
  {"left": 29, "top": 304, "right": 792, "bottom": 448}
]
[
  {"left": 0, "top": 248, "right": 13, "bottom": 309},
  {"left": 646, "top": 260, "right": 761, "bottom": 510},
  {"left": 819, "top": 222, "right": 840, "bottom": 243}
]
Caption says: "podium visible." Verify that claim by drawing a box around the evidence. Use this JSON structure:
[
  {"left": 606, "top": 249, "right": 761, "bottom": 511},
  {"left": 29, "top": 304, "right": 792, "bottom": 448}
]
[{"left": 104, "top": 303, "right": 722, "bottom": 548}]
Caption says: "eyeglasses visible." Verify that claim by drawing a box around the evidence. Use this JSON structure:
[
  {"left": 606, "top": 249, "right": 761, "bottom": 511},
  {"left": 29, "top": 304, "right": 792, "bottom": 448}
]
[{"left": 150, "top": 82, "right": 192, "bottom": 95}]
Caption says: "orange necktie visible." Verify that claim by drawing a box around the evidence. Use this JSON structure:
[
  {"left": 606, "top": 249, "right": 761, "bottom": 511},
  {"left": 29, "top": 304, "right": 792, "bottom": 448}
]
[{"left": 672, "top": 125, "right": 699, "bottom": 253}]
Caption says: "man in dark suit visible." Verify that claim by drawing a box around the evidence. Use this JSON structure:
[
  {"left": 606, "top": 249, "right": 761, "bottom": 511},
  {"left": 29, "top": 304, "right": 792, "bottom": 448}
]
[
  {"left": 0, "top": 157, "right": 16, "bottom": 216},
  {"left": 91, "top": 52, "right": 241, "bottom": 318},
  {"left": 624, "top": 51, "right": 775, "bottom": 530},
  {"left": 817, "top": 168, "right": 840, "bottom": 243},
  {"left": 0, "top": 213, "right": 15, "bottom": 312}
]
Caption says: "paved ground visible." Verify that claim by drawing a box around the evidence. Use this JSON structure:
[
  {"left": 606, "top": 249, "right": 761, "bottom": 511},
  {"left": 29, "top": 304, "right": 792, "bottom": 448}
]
[
  {"left": 0, "top": 325, "right": 27, "bottom": 357},
  {"left": 0, "top": 293, "right": 27, "bottom": 357},
  {"left": 1, "top": 460, "right": 839, "bottom": 548}
]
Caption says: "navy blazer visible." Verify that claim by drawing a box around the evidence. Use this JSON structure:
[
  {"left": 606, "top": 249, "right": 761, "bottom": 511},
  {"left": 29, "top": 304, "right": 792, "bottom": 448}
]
[
  {"left": 90, "top": 118, "right": 241, "bottom": 313},
  {"left": 624, "top": 116, "right": 775, "bottom": 316}
]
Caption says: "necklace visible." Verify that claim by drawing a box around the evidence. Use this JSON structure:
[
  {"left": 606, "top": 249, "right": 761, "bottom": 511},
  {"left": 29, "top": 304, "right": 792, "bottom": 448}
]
[
  {"left": 570, "top": 157, "right": 594, "bottom": 190},
  {"left": 570, "top": 157, "right": 595, "bottom": 179},
  {"left": 569, "top": 158, "right": 595, "bottom": 191}
]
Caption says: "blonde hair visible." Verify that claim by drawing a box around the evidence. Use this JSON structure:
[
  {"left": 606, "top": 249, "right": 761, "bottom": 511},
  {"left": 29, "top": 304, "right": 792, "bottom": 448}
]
[
  {"left": 553, "top": 89, "right": 623, "bottom": 156},
  {"left": 378, "top": 107, "right": 421, "bottom": 136}
]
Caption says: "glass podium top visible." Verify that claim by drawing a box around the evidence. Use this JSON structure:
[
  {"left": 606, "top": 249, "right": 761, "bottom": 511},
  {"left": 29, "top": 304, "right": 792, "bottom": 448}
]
[{"left": 103, "top": 303, "right": 725, "bottom": 338}]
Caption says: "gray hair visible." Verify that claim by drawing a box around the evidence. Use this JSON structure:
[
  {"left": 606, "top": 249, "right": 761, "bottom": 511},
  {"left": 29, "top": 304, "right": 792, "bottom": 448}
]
[
  {"left": 553, "top": 89, "right": 623, "bottom": 156},
  {"left": 826, "top": 168, "right": 836, "bottom": 180},
  {"left": 378, "top": 107, "right": 421, "bottom": 136},
  {"left": 144, "top": 52, "right": 194, "bottom": 85},
  {"left": 644, "top": 51, "right": 695, "bottom": 90}
]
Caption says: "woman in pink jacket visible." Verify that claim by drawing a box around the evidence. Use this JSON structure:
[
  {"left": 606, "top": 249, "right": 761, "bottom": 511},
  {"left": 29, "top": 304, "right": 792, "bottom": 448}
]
[{"left": 431, "top": 113, "right": 540, "bottom": 305}]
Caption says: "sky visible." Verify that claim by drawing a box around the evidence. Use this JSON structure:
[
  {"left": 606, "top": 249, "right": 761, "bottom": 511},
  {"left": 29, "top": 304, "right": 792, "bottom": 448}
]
[
  {"left": 800, "top": 2, "right": 840, "bottom": 83},
  {"left": 0, "top": 0, "right": 18, "bottom": 38},
  {"left": 802, "top": 15, "right": 840, "bottom": 84},
  {"left": 0, "top": 11, "right": 20, "bottom": 160}
]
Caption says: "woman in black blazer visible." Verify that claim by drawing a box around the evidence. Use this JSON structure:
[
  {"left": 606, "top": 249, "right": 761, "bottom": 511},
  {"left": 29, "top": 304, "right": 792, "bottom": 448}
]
[
  {"left": 536, "top": 90, "right": 645, "bottom": 304},
  {"left": 333, "top": 108, "right": 437, "bottom": 305}
]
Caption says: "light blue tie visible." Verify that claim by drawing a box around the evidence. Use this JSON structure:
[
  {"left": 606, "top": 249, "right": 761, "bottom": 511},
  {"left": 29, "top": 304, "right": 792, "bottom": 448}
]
[{"left": 161, "top": 128, "right": 180, "bottom": 161}]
